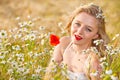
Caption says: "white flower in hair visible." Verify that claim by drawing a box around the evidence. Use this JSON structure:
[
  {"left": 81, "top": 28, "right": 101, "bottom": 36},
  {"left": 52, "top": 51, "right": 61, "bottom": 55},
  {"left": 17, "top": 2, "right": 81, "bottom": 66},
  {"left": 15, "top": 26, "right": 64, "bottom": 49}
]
[
  {"left": 96, "top": 7, "right": 104, "bottom": 19},
  {"left": 88, "top": 3, "right": 104, "bottom": 19}
]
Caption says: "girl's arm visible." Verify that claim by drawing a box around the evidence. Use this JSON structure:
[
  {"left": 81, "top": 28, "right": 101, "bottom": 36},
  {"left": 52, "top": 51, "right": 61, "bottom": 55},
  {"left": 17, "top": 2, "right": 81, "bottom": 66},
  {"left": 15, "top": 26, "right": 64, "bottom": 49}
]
[
  {"left": 90, "top": 53, "right": 102, "bottom": 80},
  {"left": 44, "top": 36, "right": 70, "bottom": 80}
]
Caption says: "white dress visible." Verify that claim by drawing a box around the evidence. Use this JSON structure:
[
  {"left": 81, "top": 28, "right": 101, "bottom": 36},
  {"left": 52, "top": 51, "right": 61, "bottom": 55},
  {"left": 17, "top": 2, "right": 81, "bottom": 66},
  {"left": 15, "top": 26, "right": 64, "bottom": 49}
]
[{"left": 67, "top": 70, "right": 89, "bottom": 80}]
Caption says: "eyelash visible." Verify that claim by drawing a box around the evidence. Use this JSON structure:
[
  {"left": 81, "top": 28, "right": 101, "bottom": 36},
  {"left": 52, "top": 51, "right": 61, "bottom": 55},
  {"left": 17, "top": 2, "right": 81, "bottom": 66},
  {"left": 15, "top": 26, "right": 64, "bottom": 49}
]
[
  {"left": 86, "top": 28, "right": 92, "bottom": 32},
  {"left": 75, "top": 23, "right": 81, "bottom": 27}
]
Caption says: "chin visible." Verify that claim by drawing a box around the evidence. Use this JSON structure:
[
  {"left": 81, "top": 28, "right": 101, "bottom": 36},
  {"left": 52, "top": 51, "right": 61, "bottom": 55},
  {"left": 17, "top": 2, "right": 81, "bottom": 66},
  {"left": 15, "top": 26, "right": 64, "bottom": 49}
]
[{"left": 72, "top": 39, "right": 80, "bottom": 44}]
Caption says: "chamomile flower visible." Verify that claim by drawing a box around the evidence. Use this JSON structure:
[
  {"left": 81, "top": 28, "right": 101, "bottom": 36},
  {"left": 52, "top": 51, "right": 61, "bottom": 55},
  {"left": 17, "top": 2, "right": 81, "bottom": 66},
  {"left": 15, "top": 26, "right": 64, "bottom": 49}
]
[
  {"left": 12, "top": 45, "right": 21, "bottom": 51},
  {"left": 111, "top": 74, "right": 118, "bottom": 80},
  {"left": 90, "top": 70, "right": 99, "bottom": 77},
  {"left": 93, "top": 39, "right": 103, "bottom": 46},
  {"left": 105, "top": 69, "right": 112, "bottom": 75},
  {"left": 29, "top": 33, "right": 36, "bottom": 41},
  {"left": 0, "top": 30, "right": 7, "bottom": 38},
  {"left": 58, "top": 22, "right": 63, "bottom": 27},
  {"left": 15, "top": 16, "right": 20, "bottom": 20},
  {"left": 112, "top": 34, "right": 119, "bottom": 41},
  {"left": 7, "top": 69, "right": 13, "bottom": 74},
  {"left": 100, "top": 57, "right": 106, "bottom": 62},
  {"left": 41, "top": 39, "right": 45, "bottom": 45},
  {"left": 100, "top": 62, "right": 108, "bottom": 69},
  {"left": 39, "top": 26, "right": 45, "bottom": 30},
  {"left": 1, "top": 60, "right": 6, "bottom": 64},
  {"left": 35, "top": 66, "right": 42, "bottom": 74}
]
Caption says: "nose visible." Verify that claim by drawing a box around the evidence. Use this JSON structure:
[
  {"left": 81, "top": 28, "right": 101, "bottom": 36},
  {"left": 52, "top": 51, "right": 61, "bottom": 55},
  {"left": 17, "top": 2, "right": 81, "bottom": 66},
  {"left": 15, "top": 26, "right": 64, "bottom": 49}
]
[{"left": 77, "top": 26, "right": 83, "bottom": 35}]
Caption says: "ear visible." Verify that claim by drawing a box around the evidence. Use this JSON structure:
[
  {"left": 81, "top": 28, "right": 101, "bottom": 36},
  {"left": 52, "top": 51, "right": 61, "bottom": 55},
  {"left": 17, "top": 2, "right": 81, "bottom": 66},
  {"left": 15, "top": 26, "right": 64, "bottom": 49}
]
[{"left": 93, "top": 34, "right": 99, "bottom": 39}]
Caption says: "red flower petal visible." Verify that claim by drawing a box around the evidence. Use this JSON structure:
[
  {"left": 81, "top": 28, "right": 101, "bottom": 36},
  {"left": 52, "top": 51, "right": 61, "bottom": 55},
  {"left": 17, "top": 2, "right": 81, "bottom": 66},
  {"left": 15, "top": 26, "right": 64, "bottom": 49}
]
[{"left": 50, "top": 34, "right": 60, "bottom": 46}]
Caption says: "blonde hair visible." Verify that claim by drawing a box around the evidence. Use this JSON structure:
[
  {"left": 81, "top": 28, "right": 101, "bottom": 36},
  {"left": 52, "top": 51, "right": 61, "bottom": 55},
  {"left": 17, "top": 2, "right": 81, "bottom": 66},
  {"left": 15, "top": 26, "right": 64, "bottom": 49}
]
[{"left": 66, "top": 3, "right": 110, "bottom": 56}]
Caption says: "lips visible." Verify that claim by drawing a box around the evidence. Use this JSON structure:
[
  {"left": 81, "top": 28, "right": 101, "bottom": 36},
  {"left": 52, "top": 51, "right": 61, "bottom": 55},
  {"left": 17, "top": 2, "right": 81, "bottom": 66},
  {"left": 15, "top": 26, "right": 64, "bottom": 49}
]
[{"left": 75, "top": 34, "right": 83, "bottom": 40}]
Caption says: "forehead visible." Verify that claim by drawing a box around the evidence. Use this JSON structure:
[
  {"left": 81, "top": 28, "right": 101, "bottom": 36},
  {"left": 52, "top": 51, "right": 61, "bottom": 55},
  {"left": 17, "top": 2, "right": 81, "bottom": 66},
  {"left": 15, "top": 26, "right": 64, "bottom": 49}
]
[{"left": 73, "top": 12, "right": 98, "bottom": 28}]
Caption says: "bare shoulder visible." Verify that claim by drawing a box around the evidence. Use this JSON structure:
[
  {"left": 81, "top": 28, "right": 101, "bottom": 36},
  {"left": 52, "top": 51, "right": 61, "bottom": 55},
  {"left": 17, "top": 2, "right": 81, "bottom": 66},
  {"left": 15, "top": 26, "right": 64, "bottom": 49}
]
[
  {"left": 90, "top": 51, "right": 100, "bottom": 65},
  {"left": 52, "top": 36, "right": 71, "bottom": 63},
  {"left": 89, "top": 52, "right": 102, "bottom": 79},
  {"left": 59, "top": 36, "right": 71, "bottom": 48},
  {"left": 91, "top": 51, "right": 99, "bottom": 61}
]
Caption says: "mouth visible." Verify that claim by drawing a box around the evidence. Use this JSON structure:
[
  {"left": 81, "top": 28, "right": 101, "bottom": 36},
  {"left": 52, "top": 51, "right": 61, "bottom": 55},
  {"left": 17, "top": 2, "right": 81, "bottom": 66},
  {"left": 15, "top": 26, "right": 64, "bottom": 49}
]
[{"left": 74, "top": 34, "right": 83, "bottom": 40}]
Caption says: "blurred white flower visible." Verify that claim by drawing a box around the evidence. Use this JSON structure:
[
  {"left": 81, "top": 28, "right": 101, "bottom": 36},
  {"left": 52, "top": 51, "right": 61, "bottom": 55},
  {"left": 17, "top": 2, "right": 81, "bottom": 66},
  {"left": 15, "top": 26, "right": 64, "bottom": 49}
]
[
  {"left": 18, "top": 57, "right": 24, "bottom": 62},
  {"left": 35, "top": 66, "right": 42, "bottom": 74},
  {"left": 90, "top": 47, "right": 101, "bottom": 56},
  {"left": 32, "top": 16, "right": 40, "bottom": 21},
  {"left": 26, "top": 34, "right": 36, "bottom": 41},
  {"left": 18, "top": 21, "right": 34, "bottom": 28},
  {"left": 41, "top": 39, "right": 45, "bottom": 45},
  {"left": 12, "top": 45, "right": 21, "bottom": 51},
  {"left": 0, "top": 55, "right": 5, "bottom": 59},
  {"left": 105, "top": 69, "right": 112, "bottom": 75},
  {"left": 100, "top": 57, "right": 106, "bottom": 62},
  {"left": 4, "top": 43, "right": 11, "bottom": 47},
  {"left": 28, "top": 51, "right": 33, "bottom": 57},
  {"left": 18, "top": 22, "right": 26, "bottom": 27},
  {"left": 9, "top": 77, "right": 15, "bottom": 80},
  {"left": 16, "top": 53, "right": 24, "bottom": 57},
  {"left": 14, "top": 34, "right": 22, "bottom": 39},
  {"left": 1, "top": 60, "right": 6, "bottom": 64},
  {"left": 0, "top": 30, "right": 7, "bottom": 38},
  {"left": 90, "top": 47, "right": 99, "bottom": 53},
  {"left": 30, "top": 34, "right": 36, "bottom": 40},
  {"left": 39, "top": 26, "right": 45, "bottom": 30},
  {"left": 15, "top": 16, "right": 20, "bottom": 20},
  {"left": 90, "top": 71, "right": 99, "bottom": 77},
  {"left": 7, "top": 69, "right": 13, "bottom": 74},
  {"left": 11, "top": 61, "right": 18, "bottom": 68},
  {"left": 39, "top": 34, "right": 44, "bottom": 39},
  {"left": 111, "top": 75, "right": 118, "bottom": 80},
  {"left": 23, "top": 69, "right": 30, "bottom": 75},
  {"left": 27, "top": 15, "right": 31, "bottom": 19},
  {"left": 100, "top": 62, "right": 108, "bottom": 69},
  {"left": 105, "top": 45, "right": 113, "bottom": 51},
  {"left": 112, "top": 34, "right": 119, "bottom": 41},
  {"left": 44, "top": 33, "right": 49, "bottom": 38},
  {"left": 17, "top": 67, "right": 25, "bottom": 73},
  {"left": 93, "top": 39, "right": 103, "bottom": 46},
  {"left": 58, "top": 22, "right": 63, "bottom": 27},
  {"left": 7, "top": 57, "right": 12, "bottom": 63},
  {"left": 32, "top": 74, "right": 39, "bottom": 78},
  {"left": 28, "top": 20, "right": 34, "bottom": 27}
]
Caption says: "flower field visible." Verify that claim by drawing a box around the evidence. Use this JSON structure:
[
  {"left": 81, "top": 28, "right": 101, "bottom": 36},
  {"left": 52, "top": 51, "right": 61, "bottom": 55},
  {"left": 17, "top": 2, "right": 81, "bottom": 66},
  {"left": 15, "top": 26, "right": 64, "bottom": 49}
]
[{"left": 0, "top": 0, "right": 120, "bottom": 80}]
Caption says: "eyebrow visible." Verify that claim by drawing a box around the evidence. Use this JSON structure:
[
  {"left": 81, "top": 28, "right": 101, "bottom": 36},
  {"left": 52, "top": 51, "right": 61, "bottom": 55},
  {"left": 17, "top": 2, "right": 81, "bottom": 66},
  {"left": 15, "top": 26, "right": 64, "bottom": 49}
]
[
  {"left": 75, "top": 20, "right": 82, "bottom": 23},
  {"left": 86, "top": 25, "right": 93, "bottom": 30}
]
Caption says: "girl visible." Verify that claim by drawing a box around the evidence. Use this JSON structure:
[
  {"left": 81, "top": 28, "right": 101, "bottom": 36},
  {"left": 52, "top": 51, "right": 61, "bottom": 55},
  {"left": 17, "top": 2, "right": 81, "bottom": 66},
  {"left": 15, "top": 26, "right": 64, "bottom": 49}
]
[{"left": 45, "top": 3, "right": 109, "bottom": 80}]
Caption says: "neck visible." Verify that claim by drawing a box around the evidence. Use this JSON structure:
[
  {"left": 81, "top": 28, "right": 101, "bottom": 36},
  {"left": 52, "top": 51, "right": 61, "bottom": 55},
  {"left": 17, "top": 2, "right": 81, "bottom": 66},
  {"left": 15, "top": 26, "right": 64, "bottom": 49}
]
[{"left": 72, "top": 42, "right": 92, "bottom": 53}]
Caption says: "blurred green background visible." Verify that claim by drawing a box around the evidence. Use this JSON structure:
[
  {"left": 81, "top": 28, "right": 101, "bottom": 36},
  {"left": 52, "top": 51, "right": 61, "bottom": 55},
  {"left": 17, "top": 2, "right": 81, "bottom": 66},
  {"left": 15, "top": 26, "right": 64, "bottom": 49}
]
[{"left": 0, "top": 0, "right": 120, "bottom": 37}]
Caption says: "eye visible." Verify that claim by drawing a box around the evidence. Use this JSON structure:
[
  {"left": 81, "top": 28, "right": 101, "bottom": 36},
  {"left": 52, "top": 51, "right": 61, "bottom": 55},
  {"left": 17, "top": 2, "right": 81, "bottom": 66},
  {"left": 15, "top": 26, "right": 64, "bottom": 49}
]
[
  {"left": 86, "top": 28, "right": 92, "bottom": 32},
  {"left": 75, "top": 23, "right": 81, "bottom": 27}
]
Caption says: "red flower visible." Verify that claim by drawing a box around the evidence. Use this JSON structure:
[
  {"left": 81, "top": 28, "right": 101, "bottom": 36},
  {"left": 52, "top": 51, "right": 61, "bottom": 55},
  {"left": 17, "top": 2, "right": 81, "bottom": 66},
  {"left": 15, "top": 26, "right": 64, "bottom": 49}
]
[{"left": 50, "top": 34, "right": 60, "bottom": 46}]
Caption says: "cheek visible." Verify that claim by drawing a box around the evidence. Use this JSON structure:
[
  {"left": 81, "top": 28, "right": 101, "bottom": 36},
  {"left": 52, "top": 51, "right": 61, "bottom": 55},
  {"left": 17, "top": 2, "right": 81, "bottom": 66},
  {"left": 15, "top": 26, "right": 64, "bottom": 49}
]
[
  {"left": 70, "top": 26, "right": 76, "bottom": 34},
  {"left": 85, "top": 33, "right": 96, "bottom": 39}
]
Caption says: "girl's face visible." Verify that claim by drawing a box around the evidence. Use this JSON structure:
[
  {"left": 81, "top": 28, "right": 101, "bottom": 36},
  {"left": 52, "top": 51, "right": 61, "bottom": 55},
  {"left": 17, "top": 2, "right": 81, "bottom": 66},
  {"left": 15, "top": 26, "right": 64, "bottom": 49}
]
[{"left": 71, "top": 12, "right": 99, "bottom": 46}]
